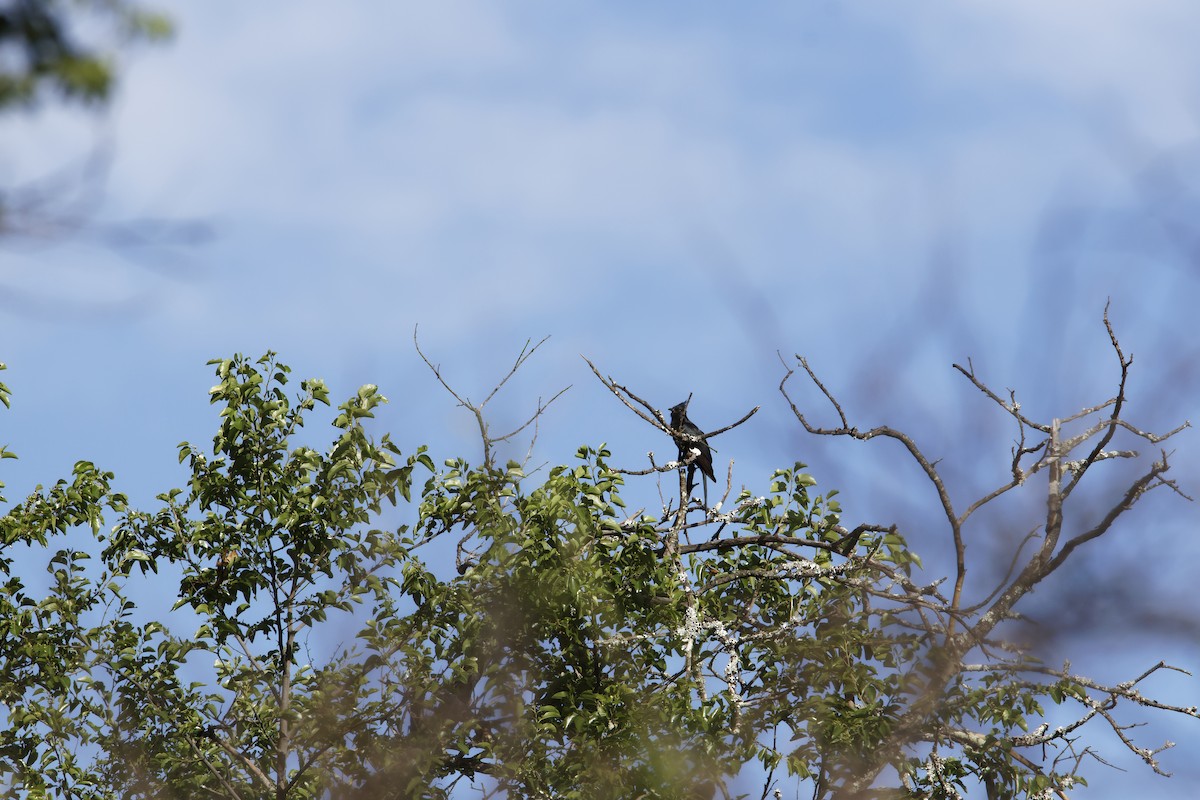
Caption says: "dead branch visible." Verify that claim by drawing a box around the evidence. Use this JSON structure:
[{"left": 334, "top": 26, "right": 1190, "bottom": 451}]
[
  {"left": 581, "top": 356, "right": 671, "bottom": 431},
  {"left": 415, "top": 326, "right": 569, "bottom": 468},
  {"left": 780, "top": 309, "right": 1194, "bottom": 798},
  {"left": 583, "top": 355, "right": 759, "bottom": 511},
  {"left": 953, "top": 357, "right": 1051, "bottom": 434},
  {"left": 778, "top": 350, "right": 969, "bottom": 622}
]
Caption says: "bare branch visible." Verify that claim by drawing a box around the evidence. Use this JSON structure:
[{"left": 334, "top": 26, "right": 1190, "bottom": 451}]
[
  {"left": 703, "top": 405, "right": 761, "bottom": 440},
  {"left": 1061, "top": 302, "right": 1131, "bottom": 500},
  {"left": 952, "top": 358, "right": 1051, "bottom": 433},
  {"left": 779, "top": 352, "right": 967, "bottom": 621},
  {"left": 779, "top": 308, "right": 1193, "bottom": 797},
  {"left": 415, "top": 326, "right": 568, "bottom": 467},
  {"left": 679, "top": 532, "right": 847, "bottom": 557},
  {"left": 482, "top": 335, "right": 553, "bottom": 408},
  {"left": 491, "top": 385, "right": 572, "bottom": 447},
  {"left": 1047, "top": 451, "right": 1175, "bottom": 572},
  {"left": 581, "top": 355, "right": 670, "bottom": 431}
]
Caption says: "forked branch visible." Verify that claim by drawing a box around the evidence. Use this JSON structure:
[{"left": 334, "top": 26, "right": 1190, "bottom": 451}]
[
  {"left": 779, "top": 309, "right": 1193, "bottom": 798},
  {"left": 582, "top": 355, "right": 759, "bottom": 487},
  {"left": 415, "top": 326, "right": 570, "bottom": 467}
]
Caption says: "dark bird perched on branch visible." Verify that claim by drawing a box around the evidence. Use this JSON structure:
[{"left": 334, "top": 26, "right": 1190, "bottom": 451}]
[{"left": 669, "top": 400, "right": 715, "bottom": 495}]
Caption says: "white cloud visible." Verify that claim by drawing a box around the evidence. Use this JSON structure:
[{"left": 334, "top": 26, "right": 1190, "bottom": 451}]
[{"left": 10, "top": 0, "right": 1196, "bottom": 364}]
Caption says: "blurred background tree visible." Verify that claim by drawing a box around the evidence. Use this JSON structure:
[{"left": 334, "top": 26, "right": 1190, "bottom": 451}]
[
  {"left": 0, "top": 0, "right": 195, "bottom": 253},
  {"left": 0, "top": 0, "right": 171, "bottom": 111}
]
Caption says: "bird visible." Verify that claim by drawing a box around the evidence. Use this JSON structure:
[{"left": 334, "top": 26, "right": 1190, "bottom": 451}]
[
  {"left": 215, "top": 547, "right": 239, "bottom": 582},
  {"left": 669, "top": 400, "right": 715, "bottom": 494}
]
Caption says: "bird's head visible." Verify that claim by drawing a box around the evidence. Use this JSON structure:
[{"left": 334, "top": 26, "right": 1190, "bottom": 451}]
[{"left": 669, "top": 400, "right": 689, "bottom": 427}]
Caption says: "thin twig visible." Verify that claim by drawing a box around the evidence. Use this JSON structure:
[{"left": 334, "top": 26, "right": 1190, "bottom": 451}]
[{"left": 416, "top": 326, "right": 569, "bottom": 467}]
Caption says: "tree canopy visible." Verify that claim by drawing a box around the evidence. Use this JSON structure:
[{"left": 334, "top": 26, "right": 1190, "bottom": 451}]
[{"left": 0, "top": 328, "right": 1194, "bottom": 799}]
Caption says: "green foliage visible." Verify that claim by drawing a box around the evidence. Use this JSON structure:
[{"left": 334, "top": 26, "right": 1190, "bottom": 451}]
[
  {"left": 0, "top": 456, "right": 124, "bottom": 799},
  {"left": 0, "top": 354, "right": 1190, "bottom": 799},
  {"left": 0, "top": 0, "right": 171, "bottom": 110}
]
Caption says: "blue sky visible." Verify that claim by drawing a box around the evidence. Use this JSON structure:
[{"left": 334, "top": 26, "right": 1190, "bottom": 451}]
[{"left": 1, "top": 2, "right": 1199, "bottom": 796}]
